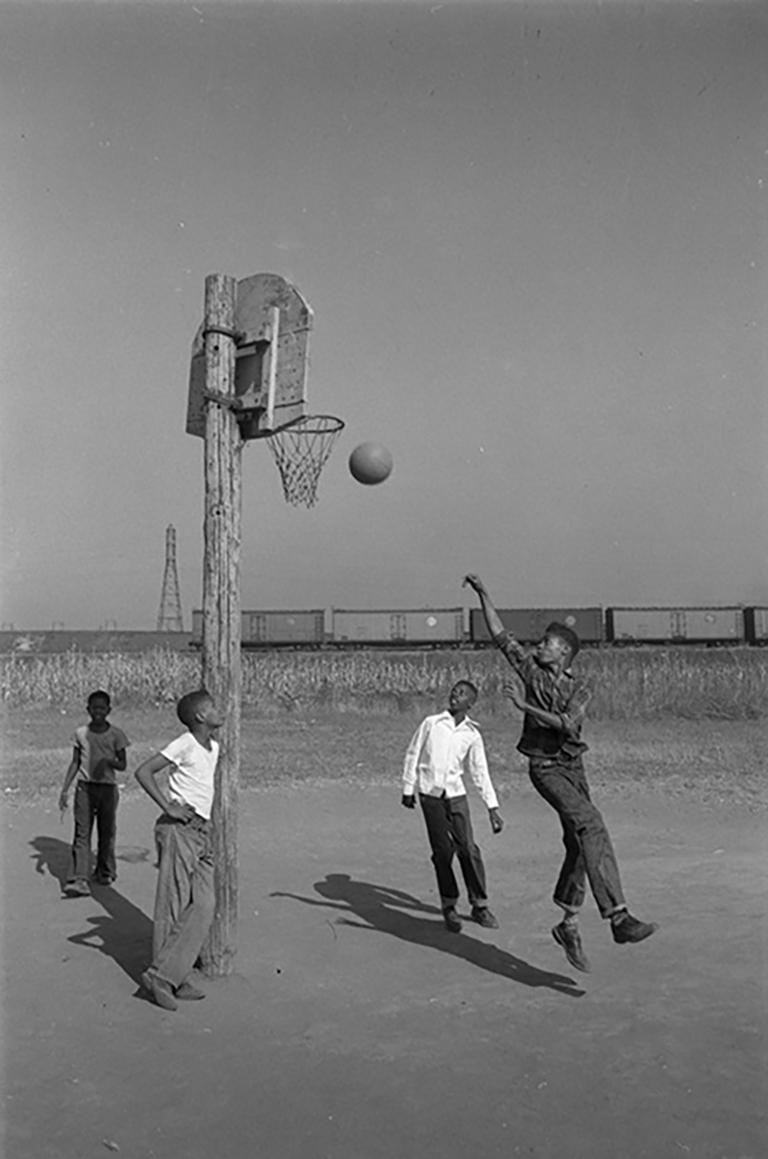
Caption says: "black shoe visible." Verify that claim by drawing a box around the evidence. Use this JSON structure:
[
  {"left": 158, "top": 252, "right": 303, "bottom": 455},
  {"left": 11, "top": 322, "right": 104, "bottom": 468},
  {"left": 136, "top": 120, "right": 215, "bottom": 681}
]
[
  {"left": 611, "top": 911, "right": 658, "bottom": 944},
  {"left": 92, "top": 873, "right": 115, "bottom": 886},
  {"left": 443, "top": 907, "right": 462, "bottom": 933},
  {"left": 471, "top": 906, "right": 499, "bottom": 929},
  {"left": 552, "top": 921, "right": 591, "bottom": 973}
]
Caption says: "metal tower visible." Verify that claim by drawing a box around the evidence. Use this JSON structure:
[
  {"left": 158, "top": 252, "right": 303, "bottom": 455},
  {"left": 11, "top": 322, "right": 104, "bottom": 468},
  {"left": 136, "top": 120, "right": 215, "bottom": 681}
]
[{"left": 157, "top": 524, "right": 184, "bottom": 632}]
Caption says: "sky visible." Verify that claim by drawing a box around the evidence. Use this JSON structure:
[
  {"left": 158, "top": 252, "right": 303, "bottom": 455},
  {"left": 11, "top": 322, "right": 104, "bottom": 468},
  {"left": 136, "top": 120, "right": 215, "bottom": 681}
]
[{"left": 1, "top": 0, "right": 766, "bottom": 630}]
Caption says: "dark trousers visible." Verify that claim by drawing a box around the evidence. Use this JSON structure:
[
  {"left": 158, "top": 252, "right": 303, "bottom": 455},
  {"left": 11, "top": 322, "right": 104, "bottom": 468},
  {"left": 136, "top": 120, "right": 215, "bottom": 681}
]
[
  {"left": 419, "top": 793, "right": 488, "bottom": 910},
  {"left": 151, "top": 815, "right": 216, "bottom": 989},
  {"left": 71, "top": 781, "right": 119, "bottom": 880},
  {"left": 528, "top": 756, "right": 625, "bottom": 919}
]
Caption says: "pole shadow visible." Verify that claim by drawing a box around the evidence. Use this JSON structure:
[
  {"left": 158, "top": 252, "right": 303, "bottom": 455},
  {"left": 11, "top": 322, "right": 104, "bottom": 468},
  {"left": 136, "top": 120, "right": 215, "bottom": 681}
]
[
  {"left": 271, "top": 873, "right": 585, "bottom": 997},
  {"left": 30, "top": 836, "right": 154, "bottom": 989}
]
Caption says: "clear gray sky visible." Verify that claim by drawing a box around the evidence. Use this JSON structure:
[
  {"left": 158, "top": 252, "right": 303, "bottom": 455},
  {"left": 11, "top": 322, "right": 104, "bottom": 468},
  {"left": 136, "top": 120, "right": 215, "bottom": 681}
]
[{"left": 2, "top": 0, "right": 766, "bottom": 629}]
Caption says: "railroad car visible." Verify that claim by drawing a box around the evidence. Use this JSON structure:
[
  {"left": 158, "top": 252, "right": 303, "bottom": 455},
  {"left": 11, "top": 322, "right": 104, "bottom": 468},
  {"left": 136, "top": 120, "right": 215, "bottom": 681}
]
[
  {"left": 191, "top": 609, "right": 325, "bottom": 647},
  {"left": 605, "top": 606, "right": 746, "bottom": 645},
  {"left": 469, "top": 607, "right": 605, "bottom": 647},
  {"left": 331, "top": 607, "right": 464, "bottom": 647},
  {"left": 744, "top": 607, "right": 768, "bottom": 645}
]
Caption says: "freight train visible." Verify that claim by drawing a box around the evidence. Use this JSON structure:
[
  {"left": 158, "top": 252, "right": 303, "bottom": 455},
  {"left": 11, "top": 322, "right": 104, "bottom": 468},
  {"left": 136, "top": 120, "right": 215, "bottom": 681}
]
[{"left": 191, "top": 605, "right": 768, "bottom": 649}]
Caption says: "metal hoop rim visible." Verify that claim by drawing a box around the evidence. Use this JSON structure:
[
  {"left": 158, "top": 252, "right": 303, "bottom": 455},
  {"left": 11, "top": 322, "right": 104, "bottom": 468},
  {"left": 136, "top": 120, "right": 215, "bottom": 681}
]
[{"left": 266, "top": 414, "right": 345, "bottom": 438}]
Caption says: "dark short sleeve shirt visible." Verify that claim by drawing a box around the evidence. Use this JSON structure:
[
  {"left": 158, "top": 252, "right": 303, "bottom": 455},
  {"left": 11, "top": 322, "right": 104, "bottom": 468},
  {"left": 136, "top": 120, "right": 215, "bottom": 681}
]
[
  {"left": 493, "top": 631, "right": 591, "bottom": 759},
  {"left": 72, "top": 724, "right": 130, "bottom": 784}
]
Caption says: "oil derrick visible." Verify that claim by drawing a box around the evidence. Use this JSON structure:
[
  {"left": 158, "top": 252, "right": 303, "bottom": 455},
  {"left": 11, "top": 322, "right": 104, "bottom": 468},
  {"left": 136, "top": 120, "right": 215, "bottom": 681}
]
[{"left": 157, "top": 524, "right": 184, "bottom": 632}]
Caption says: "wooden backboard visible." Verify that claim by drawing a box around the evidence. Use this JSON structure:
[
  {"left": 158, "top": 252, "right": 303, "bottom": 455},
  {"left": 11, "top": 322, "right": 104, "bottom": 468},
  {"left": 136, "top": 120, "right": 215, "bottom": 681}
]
[{"left": 186, "top": 273, "right": 313, "bottom": 439}]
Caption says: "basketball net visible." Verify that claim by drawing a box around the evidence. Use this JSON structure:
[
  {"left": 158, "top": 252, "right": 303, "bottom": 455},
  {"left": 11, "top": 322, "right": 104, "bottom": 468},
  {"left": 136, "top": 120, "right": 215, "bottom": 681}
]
[{"left": 266, "top": 415, "right": 345, "bottom": 507}]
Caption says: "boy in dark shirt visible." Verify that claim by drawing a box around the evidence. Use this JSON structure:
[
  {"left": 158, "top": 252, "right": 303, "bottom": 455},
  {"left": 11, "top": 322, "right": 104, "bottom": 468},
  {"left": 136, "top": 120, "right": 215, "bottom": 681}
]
[
  {"left": 59, "top": 690, "right": 129, "bottom": 893},
  {"left": 465, "top": 574, "right": 657, "bottom": 972}
]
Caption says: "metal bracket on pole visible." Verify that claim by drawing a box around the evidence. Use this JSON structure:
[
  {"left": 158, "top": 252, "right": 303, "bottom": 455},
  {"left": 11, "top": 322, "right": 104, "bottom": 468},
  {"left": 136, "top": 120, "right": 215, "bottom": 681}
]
[
  {"left": 203, "top": 390, "right": 246, "bottom": 411},
  {"left": 202, "top": 325, "right": 245, "bottom": 344}
]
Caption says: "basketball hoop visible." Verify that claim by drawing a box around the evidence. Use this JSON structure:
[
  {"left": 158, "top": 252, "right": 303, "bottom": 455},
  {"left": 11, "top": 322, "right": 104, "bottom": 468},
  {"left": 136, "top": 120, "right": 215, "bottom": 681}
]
[{"left": 265, "top": 415, "right": 345, "bottom": 507}]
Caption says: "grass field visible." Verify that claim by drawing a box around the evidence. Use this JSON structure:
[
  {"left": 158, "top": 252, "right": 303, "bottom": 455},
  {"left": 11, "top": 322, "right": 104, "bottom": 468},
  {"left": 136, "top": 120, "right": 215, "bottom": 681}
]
[
  {"left": 2, "top": 704, "right": 765, "bottom": 811},
  {"left": 2, "top": 646, "right": 765, "bottom": 808},
  {"left": 3, "top": 644, "right": 764, "bottom": 806}
]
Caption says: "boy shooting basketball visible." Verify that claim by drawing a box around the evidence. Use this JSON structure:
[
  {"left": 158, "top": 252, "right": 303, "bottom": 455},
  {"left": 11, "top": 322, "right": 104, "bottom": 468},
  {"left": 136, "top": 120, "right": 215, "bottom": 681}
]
[
  {"left": 464, "top": 574, "right": 657, "bottom": 972},
  {"left": 402, "top": 680, "right": 504, "bottom": 933}
]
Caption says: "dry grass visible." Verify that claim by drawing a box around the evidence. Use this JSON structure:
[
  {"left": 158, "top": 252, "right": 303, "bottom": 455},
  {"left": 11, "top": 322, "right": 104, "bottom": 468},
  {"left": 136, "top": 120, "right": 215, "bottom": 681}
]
[{"left": 2, "top": 646, "right": 767, "bottom": 720}]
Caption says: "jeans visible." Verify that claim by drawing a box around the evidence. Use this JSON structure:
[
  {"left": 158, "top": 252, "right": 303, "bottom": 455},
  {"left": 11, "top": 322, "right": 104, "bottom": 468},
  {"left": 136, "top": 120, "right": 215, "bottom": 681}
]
[
  {"left": 419, "top": 793, "right": 488, "bottom": 910},
  {"left": 150, "top": 815, "right": 216, "bottom": 989},
  {"left": 529, "top": 756, "right": 625, "bottom": 919},
  {"left": 71, "top": 781, "right": 119, "bottom": 880}
]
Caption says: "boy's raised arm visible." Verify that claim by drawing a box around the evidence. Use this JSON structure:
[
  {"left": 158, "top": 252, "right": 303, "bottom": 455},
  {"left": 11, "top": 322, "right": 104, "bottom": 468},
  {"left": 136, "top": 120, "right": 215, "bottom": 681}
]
[{"left": 464, "top": 574, "right": 514, "bottom": 643}]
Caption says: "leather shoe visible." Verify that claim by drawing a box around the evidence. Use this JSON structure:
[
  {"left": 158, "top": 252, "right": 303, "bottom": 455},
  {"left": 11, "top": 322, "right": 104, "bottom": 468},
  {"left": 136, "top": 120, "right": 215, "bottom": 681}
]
[
  {"left": 611, "top": 911, "right": 658, "bottom": 944},
  {"left": 471, "top": 906, "right": 499, "bottom": 929},
  {"left": 552, "top": 921, "right": 591, "bottom": 972},
  {"left": 175, "top": 980, "right": 206, "bottom": 1001},
  {"left": 443, "top": 907, "right": 462, "bottom": 933},
  {"left": 141, "top": 970, "right": 178, "bottom": 1011}
]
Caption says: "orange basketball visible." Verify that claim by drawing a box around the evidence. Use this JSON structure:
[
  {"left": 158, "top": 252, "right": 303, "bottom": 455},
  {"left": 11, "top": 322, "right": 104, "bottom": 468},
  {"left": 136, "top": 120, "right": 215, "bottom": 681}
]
[{"left": 349, "top": 442, "right": 393, "bottom": 485}]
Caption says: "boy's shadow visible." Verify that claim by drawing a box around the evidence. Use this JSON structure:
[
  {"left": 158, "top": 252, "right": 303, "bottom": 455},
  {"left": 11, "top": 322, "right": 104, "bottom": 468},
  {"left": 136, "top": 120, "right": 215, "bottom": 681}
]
[
  {"left": 30, "top": 836, "right": 154, "bottom": 988},
  {"left": 271, "top": 874, "right": 584, "bottom": 997}
]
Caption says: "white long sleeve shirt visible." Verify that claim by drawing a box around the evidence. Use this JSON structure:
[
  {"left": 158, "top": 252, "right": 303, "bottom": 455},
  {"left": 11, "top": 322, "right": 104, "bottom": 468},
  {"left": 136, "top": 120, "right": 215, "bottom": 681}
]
[{"left": 402, "top": 711, "right": 499, "bottom": 810}]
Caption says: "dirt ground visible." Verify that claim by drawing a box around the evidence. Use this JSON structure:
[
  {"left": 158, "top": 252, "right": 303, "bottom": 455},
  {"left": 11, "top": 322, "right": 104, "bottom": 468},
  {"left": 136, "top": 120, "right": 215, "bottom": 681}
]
[{"left": 2, "top": 781, "right": 766, "bottom": 1159}]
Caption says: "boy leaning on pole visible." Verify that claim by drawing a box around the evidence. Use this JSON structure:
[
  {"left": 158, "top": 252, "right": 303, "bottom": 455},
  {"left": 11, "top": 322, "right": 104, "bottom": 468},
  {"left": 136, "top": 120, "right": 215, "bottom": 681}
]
[{"left": 134, "top": 689, "right": 224, "bottom": 1010}]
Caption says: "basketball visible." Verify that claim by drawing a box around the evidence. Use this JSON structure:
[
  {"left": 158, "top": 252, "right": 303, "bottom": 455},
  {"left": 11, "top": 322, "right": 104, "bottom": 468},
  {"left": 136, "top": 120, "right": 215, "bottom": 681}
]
[{"left": 349, "top": 442, "right": 393, "bottom": 485}]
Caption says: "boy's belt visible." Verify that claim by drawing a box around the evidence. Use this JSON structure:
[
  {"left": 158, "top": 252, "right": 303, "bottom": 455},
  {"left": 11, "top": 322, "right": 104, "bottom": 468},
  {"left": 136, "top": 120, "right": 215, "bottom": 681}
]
[
  {"left": 529, "top": 756, "right": 574, "bottom": 770},
  {"left": 189, "top": 812, "right": 210, "bottom": 829}
]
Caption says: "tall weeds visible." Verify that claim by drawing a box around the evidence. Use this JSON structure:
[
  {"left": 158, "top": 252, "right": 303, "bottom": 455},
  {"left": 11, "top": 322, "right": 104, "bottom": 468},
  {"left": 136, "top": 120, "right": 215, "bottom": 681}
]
[{"left": 1, "top": 647, "right": 766, "bottom": 720}]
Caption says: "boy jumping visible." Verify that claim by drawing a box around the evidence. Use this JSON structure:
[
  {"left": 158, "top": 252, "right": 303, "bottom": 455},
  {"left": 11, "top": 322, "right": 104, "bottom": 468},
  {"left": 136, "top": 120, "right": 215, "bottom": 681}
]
[
  {"left": 402, "top": 680, "right": 504, "bottom": 933},
  {"left": 135, "top": 689, "right": 223, "bottom": 1010},
  {"left": 464, "top": 574, "right": 657, "bottom": 972}
]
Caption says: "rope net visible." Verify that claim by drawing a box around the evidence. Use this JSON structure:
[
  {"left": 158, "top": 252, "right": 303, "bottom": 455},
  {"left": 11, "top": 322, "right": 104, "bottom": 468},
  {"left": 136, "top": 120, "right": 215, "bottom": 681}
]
[{"left": 266, "top": 415, "right": 345, "bottom": 507}]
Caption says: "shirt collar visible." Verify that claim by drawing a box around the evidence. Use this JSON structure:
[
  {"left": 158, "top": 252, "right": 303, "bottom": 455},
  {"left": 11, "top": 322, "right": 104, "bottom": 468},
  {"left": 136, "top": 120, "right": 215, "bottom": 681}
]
[{"left": 438, "top": 710, "right": 477, "bottom": 729}]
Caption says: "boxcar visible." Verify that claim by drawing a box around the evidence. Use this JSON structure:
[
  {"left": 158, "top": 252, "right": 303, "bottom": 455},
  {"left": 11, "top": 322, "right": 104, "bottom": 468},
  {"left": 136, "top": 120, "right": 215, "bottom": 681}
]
[
  {"left": 469, "top": 607, "right": 605, "bottom": 647},
  {"left": 191, "top": 609, "right": 325, "bottom": 647},
  {"left": 606, "top": 607, "right": 745, "bottom": 645},
  {"left": 744, "top": 607, "right": 768, "bottom": 645},
  {"left": 331, "top": 608, "right": 464, "bottom": 647}
]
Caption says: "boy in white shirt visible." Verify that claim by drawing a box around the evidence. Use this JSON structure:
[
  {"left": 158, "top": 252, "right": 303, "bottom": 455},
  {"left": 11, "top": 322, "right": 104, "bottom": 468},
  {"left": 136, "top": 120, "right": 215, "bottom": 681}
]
[
  {"left": 135, "top": 689, "right": 224, "bottom": 1011},
  {"left": 402, "top": 680, "right": 504, "bottom": 933}
]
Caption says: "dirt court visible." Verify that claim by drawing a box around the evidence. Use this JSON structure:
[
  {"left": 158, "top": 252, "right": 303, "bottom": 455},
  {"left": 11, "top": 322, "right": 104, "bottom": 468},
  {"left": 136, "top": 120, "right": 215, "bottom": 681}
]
[{"left": 2, "top": 782, "right": 766, "bottom": 1159}]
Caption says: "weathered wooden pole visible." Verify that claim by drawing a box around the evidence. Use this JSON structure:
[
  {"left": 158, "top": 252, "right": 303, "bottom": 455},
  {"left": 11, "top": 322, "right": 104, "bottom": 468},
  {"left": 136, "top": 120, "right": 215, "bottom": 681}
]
[{"left": 199, "top": 273, "right": 241, "bottom": 976}]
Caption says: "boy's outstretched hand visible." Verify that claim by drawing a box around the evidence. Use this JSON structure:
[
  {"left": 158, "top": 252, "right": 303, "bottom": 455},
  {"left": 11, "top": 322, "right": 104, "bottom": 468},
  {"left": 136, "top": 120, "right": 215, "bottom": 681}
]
[
  {"left": 463, "top": 573, "right": 485, "bottom": 595},
  {"left": 489, "top": 808, "right": 504, "bottom": 834},
  {"left": 401, "top": 794, "right": 416, "bottom": 809},
  {"left": 58, "top": 792, "right": 69, "bottom": 814}
]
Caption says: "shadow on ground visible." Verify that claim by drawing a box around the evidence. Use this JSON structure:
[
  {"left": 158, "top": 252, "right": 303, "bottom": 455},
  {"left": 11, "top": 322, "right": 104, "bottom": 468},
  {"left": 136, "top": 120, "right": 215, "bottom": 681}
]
[
  {"left": 29, "top": 836, "right": 153, "bottom": 988},
  {"left": 272, "top": 873, "right": 584, "bottom": 997}
]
